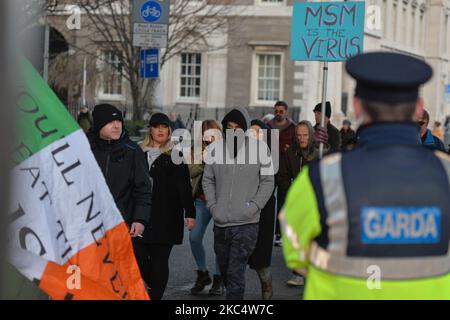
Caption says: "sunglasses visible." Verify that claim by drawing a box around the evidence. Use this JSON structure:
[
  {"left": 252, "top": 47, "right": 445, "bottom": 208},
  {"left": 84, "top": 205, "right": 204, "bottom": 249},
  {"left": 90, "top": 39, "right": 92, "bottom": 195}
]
[{"left": 416, "top": 121, "right": 426, "bottom": 126}]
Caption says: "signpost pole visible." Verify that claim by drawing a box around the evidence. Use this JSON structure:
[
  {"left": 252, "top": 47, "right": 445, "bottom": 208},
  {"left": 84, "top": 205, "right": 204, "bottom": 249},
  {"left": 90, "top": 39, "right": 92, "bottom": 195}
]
[
  {"left": 43, "top": 24, "right": 50, "bottom": 82},
  {"left": 132, "top": 0, "right": 169, "bottom": 48},
  {"left": 319, "top": 61, "right": 328, "bottom": 159},
  {"left": 82, "top": 57, "right": 87, "bottom": 106}
]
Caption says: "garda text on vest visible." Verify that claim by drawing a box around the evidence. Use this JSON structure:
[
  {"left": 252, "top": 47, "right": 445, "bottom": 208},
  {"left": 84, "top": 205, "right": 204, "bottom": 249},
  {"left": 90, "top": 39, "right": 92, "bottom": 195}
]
[{"left": 361, "top": 207, "right": 441, "bottom": 244}]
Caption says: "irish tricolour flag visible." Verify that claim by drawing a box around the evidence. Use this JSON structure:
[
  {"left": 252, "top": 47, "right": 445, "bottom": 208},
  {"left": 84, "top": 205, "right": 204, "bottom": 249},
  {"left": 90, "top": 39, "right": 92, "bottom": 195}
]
[{"left": 8, "top": 59, "right": 149, "bottom": 300}]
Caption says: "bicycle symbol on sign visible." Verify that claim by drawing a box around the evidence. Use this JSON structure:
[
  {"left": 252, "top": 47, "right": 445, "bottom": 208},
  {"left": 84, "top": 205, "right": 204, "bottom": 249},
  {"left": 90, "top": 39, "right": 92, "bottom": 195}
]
[{"left": 141, "top": 1, "right": 162, "bottom": 22}]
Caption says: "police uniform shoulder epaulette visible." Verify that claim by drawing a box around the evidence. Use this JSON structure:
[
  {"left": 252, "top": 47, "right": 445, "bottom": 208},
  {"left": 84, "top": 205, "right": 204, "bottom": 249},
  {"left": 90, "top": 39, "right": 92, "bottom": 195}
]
[{"left": 321, "top": 152, "right": 342, "bottom": 166}]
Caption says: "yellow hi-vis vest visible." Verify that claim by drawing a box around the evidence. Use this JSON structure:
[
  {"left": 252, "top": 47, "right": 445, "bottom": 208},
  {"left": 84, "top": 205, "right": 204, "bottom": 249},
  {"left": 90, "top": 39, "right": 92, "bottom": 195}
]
[{"left": 280, "top": 152, "right": 450, "bottom": 300}]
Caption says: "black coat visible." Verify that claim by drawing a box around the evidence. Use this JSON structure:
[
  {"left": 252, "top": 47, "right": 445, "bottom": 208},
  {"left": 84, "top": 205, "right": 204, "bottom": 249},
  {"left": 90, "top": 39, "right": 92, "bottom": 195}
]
[
  {"left": 315, "top": 122, "right": 341, "bottom": 153},
  {"left": 248, "top": 193, "right": 275, "bottom": 270},
  {"left": 340, "top": 128, "right": 357, "bottom": 151},
  {"left": 77, "top": 112, "right": 93, "bottom": 133},
  {"left": 88, "top": 131, "right": 152, "bottom": 225},
  {"left": 276, "top": 143, "right": 317, "bottom": 197},
  {"left": 142, "top": 151, "right": 196, "bottom": 245}
]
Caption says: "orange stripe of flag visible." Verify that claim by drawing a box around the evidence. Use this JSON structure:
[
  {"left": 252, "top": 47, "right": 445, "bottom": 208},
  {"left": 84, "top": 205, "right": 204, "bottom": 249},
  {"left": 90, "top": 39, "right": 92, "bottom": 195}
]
[{"left": 39, "top": 222, "right": 150, "bottom": 300}]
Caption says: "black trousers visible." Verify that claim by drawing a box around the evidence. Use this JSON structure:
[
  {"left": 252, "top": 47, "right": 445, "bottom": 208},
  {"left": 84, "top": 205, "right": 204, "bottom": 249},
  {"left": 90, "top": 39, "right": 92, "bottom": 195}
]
[
  {"left": 133, "top": 240, "right": 173, "bottom": 300},
  {"left": 248, "top": 195, "right": 276, "bottom": 270},
  {"left": 275, "top": 186, "right": 287, "bottom": 236}
]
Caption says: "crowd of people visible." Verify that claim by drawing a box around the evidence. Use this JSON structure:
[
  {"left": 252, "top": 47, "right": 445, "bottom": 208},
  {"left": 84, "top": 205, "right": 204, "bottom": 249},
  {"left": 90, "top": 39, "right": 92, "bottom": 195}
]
[{"left": 76, "top": 92, "right": 450, "bottom": 300}]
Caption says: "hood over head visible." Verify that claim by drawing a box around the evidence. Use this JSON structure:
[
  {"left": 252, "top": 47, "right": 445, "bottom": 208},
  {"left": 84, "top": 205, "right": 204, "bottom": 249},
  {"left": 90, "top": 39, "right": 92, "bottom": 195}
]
[{"left": 221, "top": 107, "right": 251, "bottom": 158}]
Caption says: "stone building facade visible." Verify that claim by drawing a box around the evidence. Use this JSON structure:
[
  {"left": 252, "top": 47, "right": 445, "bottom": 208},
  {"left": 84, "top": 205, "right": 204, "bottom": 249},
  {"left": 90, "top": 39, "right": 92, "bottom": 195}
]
[{"left": 47, "top": 0, "right": 450, "bottom": 125}]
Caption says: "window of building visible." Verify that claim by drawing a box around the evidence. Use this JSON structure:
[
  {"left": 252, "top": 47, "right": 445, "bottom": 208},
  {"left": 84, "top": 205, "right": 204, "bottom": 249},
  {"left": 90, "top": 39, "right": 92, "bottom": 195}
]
[
  {"left": 393, "top": 1, "right": 398, "bottom": 41},
  {"left": 258, "top": 0, "right": 285, "bottom": 5},
  {"left": 419, "top": 13, "right": 424, "bottom": 49},
  {"left": 186, "top": 0, "right": 204, "bottom": 4},
  {"left": 411, "top": 10, "right": 416, "bottom": 48},
  {"left": 402, "top": 6, "right": 407, "bottom": 45},
  {"left": 383, "top": 0, "right": 388, "bottom": 38},
  {"left": 256, "top": 54, "right": 282, "bottom": 103},
  {"left": 98, "top": 50, "right": 123, "bottom": 98},
  {"left": 179, "top": 53, "right": 202, "bottom": 99},
  {"left": 444, "top": 14, "right": 449, "bottom": 54}
]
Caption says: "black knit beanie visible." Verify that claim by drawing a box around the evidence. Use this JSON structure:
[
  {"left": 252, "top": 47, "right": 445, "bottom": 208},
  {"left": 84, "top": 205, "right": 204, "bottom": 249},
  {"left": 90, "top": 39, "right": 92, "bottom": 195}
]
[{"left": 92, "top": 104, "right": 123, "bottom": 132}]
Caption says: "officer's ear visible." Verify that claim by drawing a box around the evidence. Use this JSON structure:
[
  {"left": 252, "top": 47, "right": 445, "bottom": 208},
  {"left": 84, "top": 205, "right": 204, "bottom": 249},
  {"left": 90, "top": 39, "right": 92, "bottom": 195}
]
[
  {"left": 414, "top": 97, "right": 425, "bottom": 121},
  {"left": 353, "top": 96, "right": 363, "bottom": 119}
]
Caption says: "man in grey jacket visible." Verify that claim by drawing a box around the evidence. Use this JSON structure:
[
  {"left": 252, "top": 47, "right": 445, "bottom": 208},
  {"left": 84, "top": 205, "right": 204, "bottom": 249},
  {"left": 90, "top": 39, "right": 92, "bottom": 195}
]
[{"left": 202, "top": 107, "right": 275, "bottom": 300}]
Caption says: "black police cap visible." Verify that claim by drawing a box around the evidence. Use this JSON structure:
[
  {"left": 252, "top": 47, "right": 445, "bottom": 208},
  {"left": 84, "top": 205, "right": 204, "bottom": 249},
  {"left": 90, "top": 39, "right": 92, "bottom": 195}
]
[{"left": 345, "top": 52, "right": 433, "bottom": 103}]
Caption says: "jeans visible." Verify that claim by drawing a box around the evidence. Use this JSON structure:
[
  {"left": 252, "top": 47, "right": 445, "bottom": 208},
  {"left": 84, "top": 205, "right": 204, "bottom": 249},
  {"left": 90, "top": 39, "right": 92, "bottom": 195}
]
[
  {"left": 214, "top": 223, "right": 259, "bottom": 300},
  {"left": 189, "top": 199, "right": 220, "bottom": 275}
]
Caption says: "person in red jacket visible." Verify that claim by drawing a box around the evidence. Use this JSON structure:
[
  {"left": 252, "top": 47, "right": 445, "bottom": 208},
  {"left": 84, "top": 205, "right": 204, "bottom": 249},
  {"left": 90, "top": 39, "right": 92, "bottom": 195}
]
[
  {"left": 267, "top": 101, "right": 297, "bottom": 247},
  {"left": 267, "top": 101, "right": 297, "bottom": 153}
]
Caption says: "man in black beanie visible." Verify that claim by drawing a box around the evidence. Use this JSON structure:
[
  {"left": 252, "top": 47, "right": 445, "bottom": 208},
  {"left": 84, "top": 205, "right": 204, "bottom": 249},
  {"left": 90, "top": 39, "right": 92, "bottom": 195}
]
[
  {"left": 88, "top": 104, "right": 152, "bottom": 287},
  {"left": 313, "top": 101, "right": 341, "bottom": 153},
  {"left": 92, "top": 103, "right": 124, "bottom": 135}
]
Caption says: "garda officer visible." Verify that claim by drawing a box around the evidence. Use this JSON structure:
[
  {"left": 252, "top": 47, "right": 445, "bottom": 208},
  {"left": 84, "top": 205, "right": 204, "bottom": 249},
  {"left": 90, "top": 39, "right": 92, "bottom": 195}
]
[{"left": 280, "top": 51, "right": 450, "bottom": 299}]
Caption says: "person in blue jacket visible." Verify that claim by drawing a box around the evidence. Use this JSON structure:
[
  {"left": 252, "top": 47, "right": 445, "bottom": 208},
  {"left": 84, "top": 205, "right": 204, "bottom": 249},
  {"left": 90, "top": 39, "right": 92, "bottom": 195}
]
[{"left": 417, "top": 109, "right": 446, "bottom": 151}]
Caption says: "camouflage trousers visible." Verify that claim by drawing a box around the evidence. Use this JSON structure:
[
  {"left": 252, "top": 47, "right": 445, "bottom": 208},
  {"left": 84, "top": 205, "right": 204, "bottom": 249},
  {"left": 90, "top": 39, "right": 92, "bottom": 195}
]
[{"left": 213, "top": 223, "right": 259, "bottom": 300}]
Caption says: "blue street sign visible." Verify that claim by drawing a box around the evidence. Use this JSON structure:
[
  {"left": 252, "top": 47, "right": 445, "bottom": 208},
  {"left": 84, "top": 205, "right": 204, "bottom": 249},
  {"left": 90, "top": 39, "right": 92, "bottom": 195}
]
[
  {"left": 140, "top": 1, "right": 162, "bottom": 23},
  {"left": 140, "top": 48, "right": 159, "bottom": 78}
]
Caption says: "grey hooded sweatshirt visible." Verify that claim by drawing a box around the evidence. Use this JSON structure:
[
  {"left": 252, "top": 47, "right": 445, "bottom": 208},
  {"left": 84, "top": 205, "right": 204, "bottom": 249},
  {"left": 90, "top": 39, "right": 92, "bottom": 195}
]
[{"left": 202, "top": 107, "right": 275, "bottom": 227}]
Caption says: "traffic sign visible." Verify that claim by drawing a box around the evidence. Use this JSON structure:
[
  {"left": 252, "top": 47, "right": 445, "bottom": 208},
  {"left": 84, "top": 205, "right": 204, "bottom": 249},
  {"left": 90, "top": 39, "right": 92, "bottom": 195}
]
[
  {"left": 134, "top": 23, "right": 168, "bottom": 34},
  {"left": 132, "top": 0, "right": 169, "bottom": 25},
  {"left": 132, "top": 0, "right": 170, "bottom": 48},
  {"left": 140, "top": 48, "right": 159, "bottom": 78},
  {"left": 134, "top": 34, "right": 167, "bottom": 48},
  {"left": 141, "top": 1, "right": 162, "bottom": 23}
]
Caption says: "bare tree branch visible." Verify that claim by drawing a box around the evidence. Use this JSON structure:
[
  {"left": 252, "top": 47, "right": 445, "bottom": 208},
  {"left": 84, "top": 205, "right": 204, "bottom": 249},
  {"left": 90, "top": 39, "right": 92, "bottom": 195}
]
[{"left": 47, "top": 0, "right": 237, "bottom": 120}]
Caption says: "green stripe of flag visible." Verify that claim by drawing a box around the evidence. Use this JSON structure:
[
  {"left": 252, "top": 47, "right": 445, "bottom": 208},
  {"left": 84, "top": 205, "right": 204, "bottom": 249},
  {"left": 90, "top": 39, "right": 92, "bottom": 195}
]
[{"left": 15, "top": 59, "right": 80, "bottom": 164}]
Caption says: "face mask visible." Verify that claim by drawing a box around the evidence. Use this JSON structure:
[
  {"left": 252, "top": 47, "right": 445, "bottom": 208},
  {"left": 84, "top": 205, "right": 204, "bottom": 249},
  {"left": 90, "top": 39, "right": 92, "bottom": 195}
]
[
  {"left": 255, "top": 130, "right": 264, "bottom": 141},
  {"left": 275, "top": 115, "right": 283, "bottom": 122}
]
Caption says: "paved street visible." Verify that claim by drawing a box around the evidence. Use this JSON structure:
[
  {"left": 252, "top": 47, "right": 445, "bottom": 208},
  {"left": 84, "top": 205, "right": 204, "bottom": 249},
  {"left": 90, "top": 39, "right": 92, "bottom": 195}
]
[{"left": 165, "top": 223, "right": 304, "bottom": 300}]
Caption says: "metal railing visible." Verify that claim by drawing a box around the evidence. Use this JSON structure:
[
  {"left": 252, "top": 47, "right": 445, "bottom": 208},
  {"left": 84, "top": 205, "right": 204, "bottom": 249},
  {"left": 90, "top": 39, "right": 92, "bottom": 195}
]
[{"left": 68, "top": 103, "right": 301, "bottom": 132}]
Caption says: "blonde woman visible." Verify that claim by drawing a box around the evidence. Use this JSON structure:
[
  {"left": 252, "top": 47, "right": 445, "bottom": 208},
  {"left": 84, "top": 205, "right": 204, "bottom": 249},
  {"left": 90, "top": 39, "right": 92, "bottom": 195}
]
[{"left": 137, "top": 112, "right": 196, "bottom": 300}]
